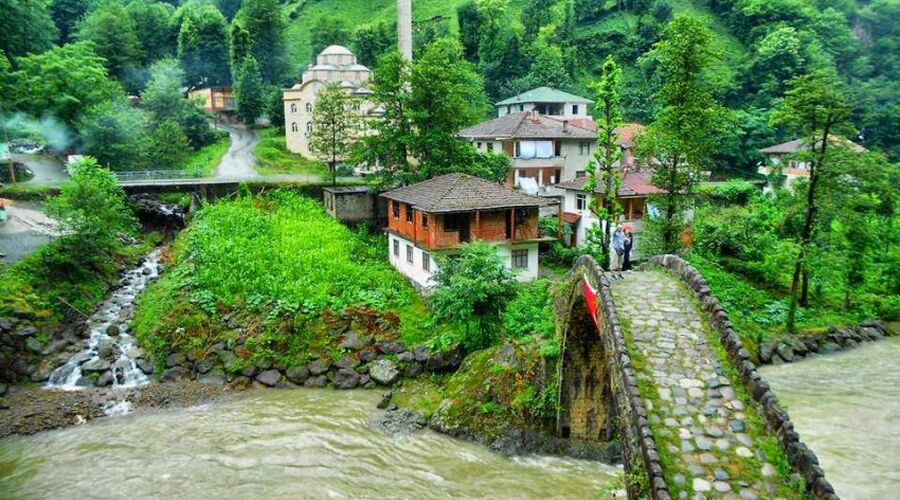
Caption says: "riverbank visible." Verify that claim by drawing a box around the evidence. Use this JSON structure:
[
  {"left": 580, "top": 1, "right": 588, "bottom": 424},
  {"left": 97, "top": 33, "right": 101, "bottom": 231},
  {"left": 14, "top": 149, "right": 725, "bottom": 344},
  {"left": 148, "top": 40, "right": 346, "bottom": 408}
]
[{"left": 0, "top": 381, "right": 234, "bottom": 438}]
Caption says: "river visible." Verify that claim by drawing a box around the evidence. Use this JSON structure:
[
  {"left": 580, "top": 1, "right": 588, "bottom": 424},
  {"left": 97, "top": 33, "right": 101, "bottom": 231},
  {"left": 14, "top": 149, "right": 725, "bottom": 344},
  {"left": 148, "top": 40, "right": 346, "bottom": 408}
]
[
  {"left": 0, "top": 390, "right": 620, "bottom": 499},
  {"left": 760, "top": 336, "right": 900, "bottom": 499}
]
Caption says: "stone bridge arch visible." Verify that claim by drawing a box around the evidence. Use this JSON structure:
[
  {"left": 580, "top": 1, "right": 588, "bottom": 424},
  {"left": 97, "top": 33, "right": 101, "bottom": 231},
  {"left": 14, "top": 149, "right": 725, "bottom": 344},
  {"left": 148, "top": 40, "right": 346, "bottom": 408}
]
[{"left": 555, "top": 255, "right": 670, "bottom": 499}]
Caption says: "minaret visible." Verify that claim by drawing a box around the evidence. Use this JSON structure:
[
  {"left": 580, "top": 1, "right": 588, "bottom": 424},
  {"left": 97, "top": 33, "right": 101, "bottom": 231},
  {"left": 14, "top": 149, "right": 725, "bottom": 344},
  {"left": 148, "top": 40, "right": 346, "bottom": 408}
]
[{"left": 397, "top": 0, "right": 413, "bottom": 61}]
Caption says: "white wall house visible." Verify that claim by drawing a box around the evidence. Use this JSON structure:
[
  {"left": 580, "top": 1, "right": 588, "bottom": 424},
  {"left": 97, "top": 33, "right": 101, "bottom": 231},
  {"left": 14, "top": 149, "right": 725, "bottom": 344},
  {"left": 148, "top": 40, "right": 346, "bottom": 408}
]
[
  {"left": 757, "top": 137, "right": 867, "bottom": 189},
  {"left": 495, "top": 87, "right": 593, "bottom": 119},
  {"left": 282, "top": 45, "right": 381, "bottom": 158}
]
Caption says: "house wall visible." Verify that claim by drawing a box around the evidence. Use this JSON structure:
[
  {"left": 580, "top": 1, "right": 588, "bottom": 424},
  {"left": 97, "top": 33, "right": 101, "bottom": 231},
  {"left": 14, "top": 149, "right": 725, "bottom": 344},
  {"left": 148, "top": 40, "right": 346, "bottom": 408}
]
[
  {"left": 758, "top": 153, "right": 811, "bottom": 189},
  {"left": 387, "top": 233, "right": 540, "bottom": 289},
  {"left": 283, "top": 82, "right": 320, "bottom": 157},
  {"left": 497, "top": 102, "right": 589, "bottom": 118},
  {"left": 385, "top": 199, "right": 539, "bottom": 249},
  {"left": 562, "top": 190, "right": 650, "bottom": 259},
  {"left": 469, "top": 138, "right": 596, "bottom": 188}
]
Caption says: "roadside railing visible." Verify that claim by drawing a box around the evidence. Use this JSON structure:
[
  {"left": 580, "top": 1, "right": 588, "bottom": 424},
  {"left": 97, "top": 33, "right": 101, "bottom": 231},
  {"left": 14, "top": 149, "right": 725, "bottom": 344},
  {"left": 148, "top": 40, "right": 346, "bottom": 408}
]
[{"left": 114, "top": 170, "right": 204, "bottom": 182}]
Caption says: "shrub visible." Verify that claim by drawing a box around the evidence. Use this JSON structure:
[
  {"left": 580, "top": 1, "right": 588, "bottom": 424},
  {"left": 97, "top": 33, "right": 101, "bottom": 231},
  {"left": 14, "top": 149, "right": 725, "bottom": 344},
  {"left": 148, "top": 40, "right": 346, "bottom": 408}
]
[{"left": 502, "top": 279, "right": 555, "bottom": 340}]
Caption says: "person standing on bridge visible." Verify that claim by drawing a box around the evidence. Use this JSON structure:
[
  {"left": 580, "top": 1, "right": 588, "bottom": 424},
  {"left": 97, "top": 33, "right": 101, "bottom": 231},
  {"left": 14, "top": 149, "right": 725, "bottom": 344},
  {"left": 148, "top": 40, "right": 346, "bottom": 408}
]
[
  {"left": 611, "top": 226, "right": 626, "bottom": 272},
  {"left": 622, "top": 224, "right": 634, "bottom": 271}
]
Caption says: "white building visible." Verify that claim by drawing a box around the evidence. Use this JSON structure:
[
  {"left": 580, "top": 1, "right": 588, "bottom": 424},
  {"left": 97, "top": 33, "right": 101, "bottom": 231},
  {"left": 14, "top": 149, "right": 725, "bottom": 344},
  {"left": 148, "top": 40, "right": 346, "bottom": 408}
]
[
  {"left": 757, "top": 136, "right": 867, "bottom": 188},
  {"left": 282, "top": 45, "right": 381, "bottom": 158},
  {"left": 495, "top": 87, "right": 593, "bottom": 119}
]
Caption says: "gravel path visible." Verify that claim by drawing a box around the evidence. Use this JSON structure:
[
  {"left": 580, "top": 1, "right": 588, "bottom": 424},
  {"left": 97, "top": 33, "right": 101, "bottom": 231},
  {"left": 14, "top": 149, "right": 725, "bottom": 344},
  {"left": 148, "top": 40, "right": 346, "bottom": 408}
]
[{"left": 611, "top": 270, "right": 779, "bottom": 499}]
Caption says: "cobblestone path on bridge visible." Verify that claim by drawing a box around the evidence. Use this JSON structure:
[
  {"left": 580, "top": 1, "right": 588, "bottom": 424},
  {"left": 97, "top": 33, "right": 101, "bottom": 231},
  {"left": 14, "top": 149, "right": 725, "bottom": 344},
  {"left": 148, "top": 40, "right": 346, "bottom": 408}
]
[{"left": 612, "top": 270, "right": 782, "bottom": 499}]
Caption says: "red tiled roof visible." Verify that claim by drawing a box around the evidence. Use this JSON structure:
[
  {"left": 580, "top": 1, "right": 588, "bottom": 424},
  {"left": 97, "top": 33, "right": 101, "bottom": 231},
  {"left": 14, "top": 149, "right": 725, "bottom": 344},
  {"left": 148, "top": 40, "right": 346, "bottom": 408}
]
[
  {"left": 562, "top": 212, "right": 581, "bottom": 224},
  {"left": 557, "top": 172, "right": 665, "bottom": 197}
]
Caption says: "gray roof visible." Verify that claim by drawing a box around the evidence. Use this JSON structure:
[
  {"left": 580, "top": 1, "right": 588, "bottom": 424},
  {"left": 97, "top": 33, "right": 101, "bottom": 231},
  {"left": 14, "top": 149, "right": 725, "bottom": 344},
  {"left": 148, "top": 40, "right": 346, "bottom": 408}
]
[
  {"left": 496, "top": 87, "right": 592, "bottom": 106},
  {"left": 381, "top": 173, "right": 549, "bottom": 213},
  {"left": 759, "top": 136, "right": 866, "bottom": 154},
  {"left": 458, "top": 112, "right": 596, "bottom": 140}
]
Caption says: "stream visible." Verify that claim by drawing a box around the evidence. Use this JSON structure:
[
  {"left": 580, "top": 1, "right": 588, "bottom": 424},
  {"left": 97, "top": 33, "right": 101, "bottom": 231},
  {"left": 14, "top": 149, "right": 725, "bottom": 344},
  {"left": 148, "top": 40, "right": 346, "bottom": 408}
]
[
  {"left": 45, "top": 248, "right": 163, "bottom": 412},
  {"left": 0, "top": 390, "right": 620, "bottom": 499},
  {"left": 760, "top": 336, "right": 900, "bottom": 498}
]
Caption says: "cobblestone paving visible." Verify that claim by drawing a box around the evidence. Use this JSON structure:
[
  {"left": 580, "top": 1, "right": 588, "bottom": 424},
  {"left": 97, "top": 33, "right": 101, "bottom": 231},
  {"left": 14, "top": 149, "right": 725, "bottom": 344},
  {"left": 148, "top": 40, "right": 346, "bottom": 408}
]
[{"left": 611, "top": 271, "right": 779, "bottom": 499}]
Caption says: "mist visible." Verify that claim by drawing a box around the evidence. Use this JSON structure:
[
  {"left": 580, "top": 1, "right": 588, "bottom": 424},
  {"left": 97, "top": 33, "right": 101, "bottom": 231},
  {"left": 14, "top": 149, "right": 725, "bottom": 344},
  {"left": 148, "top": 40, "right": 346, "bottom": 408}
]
[{"left": 0, "top": 113, "right": 76, "bottom": 152}]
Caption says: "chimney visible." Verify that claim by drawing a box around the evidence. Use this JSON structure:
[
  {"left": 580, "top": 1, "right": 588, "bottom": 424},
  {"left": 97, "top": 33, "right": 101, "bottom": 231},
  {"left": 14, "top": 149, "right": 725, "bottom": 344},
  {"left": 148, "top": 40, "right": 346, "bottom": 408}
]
[{"left": 397, "top": 0, "right": 413, "bottom": 61}]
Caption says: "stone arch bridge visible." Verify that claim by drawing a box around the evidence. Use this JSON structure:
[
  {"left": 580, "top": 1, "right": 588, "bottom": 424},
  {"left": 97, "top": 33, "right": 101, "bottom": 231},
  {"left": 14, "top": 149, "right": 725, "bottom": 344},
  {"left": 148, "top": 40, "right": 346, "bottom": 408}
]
[{"left": 556, "top": 255, "right": 837, "bottom": 499}]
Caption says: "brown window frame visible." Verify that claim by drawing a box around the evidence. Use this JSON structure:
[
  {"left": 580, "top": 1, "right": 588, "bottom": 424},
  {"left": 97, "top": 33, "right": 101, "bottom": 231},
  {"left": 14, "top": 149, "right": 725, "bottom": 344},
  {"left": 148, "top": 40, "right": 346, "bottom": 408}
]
[
  {"left": 406, "top": 204, "right": 414, "bottom": 223},
  {"left": 392, "top": 200, "right": 400, "bottom": 219},
  {"left": 511, "top": 249, "right": 528, "bottom": 269}
]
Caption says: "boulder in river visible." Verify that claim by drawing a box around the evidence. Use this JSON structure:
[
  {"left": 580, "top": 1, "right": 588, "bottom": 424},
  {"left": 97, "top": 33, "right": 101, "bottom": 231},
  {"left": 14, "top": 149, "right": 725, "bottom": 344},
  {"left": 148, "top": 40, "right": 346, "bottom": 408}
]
[
  {"left": 198, "top": 368, "right": 227, "bottom": 386},
  {"left": 25, "top": 337, "right": 43, "bottom": 354},
  {"left": 194, "top": 358, "right": 215, "bottom": 374},
  {"left": 424, "top": 345, "right": 464, "bottom": 372},
  {"left": 333, "top": 368, "right": 360, "bottom": 389},
  {"left": 96, "top": 371, "right": 114, "bottom": 387},
  {"left": 138, "top": 359, "right": 156, "bottom": 375},
  {"left": 106, "top": 325, "right": 120, "bottom": 337},
  {"left": 377, "top": 391, "right": 393, "bottom": 409},
  {"left": 166, "top": 353, "right": 186, "bottom": 368},
  {"left": 397, "top": 351, "right": 416, "bottom": 363},
  {"left": 82, "top": 358, "right": 111, "bottom": 372},
  {"left": 413, "top": 345, "right": 430, "bottom": 363},
  {"left": 14, "top": 325, "right": 37, "bottom": 337},
  {"left": 255, "top": 369, "right": 282, "bottom": 387},
  {"left": 369, "top": 359, "right": 399, "bottom": 386},
  {"left": 97, "top": 339, "right": 116, "bottom": 360}
]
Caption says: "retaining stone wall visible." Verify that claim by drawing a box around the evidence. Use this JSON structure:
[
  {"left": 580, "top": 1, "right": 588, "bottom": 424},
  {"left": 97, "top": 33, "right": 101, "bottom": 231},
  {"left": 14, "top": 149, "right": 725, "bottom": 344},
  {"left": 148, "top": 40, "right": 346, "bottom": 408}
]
[
  {"left": 647, "top": 255, "right": 838, "bottom": 499},
  {"left": 758, "top": 321, "right": 894, "bottom": 365}
]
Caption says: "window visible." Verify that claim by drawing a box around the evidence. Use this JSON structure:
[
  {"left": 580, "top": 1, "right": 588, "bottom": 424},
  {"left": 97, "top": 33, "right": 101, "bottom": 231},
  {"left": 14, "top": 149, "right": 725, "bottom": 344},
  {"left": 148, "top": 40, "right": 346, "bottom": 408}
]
[
  {"left": 476, "top": 142, "right": 482, "bottom": 150},
  {"left": 306, "top": 102, "right": 313, "bottom": 112},
  {"left": 579, "top": 142, "right": 590, "bottom": 155},
  {"left": 519, "top": 104, "right": 525, "bottom": 111},
  {"left": 572, "top": 104, "right": 579, "bottom": 115},
  {"left": 444, "top": 213, "right": 463, "bottom": 231},
  {"left": 576, "top": 194, "right": 587, "bottom": 211},
  {"left": 511, "top": 249, "right": 528, "bottom": 269},
  {"left": 575, "top": 170, "right": 586, "bottom": 178},
  {"left": 405, "top": 204, "right": 413, "bottom": 223},
  {"left": 554, "top": 141, "right": 562, "bottom": 156},
  {"left": 487, "top": 142, "right": 494, "bottom": 152},
  {"left": 507, "top": 105, "right": 511, "bottom": 114},
  {"left": 516, "top": 140, "right": 553, "bottom": 159},
  {"left": 406, "top": 244, "right": 414, "bottom": 264},
  {"left": 290, "top": 103, "right": 297, "bottom": 113},
  {"left": 393, "top": 239, "right": 399, "bottom": 256},
  {"left": 306, "top": 122, "right": 313, "bottom": 134},
  {"left": 422, "top": 252, "right": 431, "bottom": 271},
  {"left": 392, "top": 200, "right": 399, "bottom": 219},
  {"left": 354, "top": 102, "right": 362, "bottom": 111},
  {"left": 422, "top": 213, "right": 429, "bottom": 229},
  {"left": 515, "top": 208, "right": 527, "bottom": 226},
  {"left": 291, "top": 122, "right": 298, "bottom": 132}
]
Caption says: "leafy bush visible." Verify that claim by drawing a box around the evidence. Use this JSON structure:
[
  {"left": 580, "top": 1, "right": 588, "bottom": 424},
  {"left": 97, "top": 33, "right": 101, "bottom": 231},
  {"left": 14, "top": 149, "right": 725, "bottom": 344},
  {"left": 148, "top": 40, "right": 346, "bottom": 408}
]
[
  {"left": 700, "top": 180, "right": 760, "bottom": 206},
  {"left": 502, "top": 279, "right": 555, "bottom": 340}
]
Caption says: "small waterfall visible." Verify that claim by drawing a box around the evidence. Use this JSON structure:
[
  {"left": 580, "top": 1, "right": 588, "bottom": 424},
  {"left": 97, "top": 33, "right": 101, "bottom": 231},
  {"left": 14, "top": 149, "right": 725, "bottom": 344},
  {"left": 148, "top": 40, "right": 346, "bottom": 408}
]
[{"left": 46, "top": 248, "right": 164, "bottom": 411}]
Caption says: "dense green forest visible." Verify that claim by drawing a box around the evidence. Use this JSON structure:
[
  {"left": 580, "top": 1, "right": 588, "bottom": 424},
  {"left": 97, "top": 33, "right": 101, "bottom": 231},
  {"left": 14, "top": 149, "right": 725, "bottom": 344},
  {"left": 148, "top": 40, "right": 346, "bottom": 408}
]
[{"left": 0, "top": 0, "right": 897, "bottom": 172}]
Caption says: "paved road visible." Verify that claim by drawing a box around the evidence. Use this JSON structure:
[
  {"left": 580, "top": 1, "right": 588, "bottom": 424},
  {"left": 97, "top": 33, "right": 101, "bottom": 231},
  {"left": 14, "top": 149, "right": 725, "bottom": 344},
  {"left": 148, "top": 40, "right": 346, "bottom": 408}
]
[
  {"left": 214, "top": 124, "right": 259, "bottom": 179},
  {"left": 13, "top": 154, "right": 68, "bottom": 185},
  {"left": 612, "top": 270, "right": 780, "bottom": 498},
  {"left": 0, "top": 200, "right": 58, "bottom": 263}
]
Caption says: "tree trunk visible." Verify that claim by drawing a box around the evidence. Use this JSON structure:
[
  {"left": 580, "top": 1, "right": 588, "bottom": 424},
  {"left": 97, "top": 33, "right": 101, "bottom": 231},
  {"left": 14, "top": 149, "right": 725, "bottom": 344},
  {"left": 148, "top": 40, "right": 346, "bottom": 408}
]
[
  {"left": 664, "top": 157, "right": 678, "bottom": 253},
  {"left": 800, "top": 270, "right": 809, "bottom": 307},
  {"left": 330, "top": 160, "right": 336, "bottom": 187},
  {"left": 787, "top": 122, "right": 832, "bottom": 332}
]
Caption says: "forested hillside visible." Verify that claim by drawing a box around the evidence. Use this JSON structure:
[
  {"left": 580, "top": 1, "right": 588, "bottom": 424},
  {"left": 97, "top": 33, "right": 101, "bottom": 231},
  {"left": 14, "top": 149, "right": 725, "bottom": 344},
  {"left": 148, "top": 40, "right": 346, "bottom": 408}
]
[
  {"left": 286, "top": 0, "right": 898, "bottom": 169},
  {"left": 0, "top": 0, "right": 896, "bottom": 172}
]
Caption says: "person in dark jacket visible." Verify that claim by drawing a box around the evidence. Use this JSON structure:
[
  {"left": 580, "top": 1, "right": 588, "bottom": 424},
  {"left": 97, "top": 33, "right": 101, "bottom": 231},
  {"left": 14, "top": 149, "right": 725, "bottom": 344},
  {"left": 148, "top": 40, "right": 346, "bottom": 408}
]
[{"left": 622, "top": 224, "right": 634, "bottom": 271}]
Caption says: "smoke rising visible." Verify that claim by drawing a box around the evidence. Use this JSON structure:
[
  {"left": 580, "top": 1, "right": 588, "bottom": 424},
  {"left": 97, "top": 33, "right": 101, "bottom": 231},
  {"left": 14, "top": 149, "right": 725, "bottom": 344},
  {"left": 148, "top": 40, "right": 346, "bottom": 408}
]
[{"left": 0, "top": 113, "right": 76, "bottom": 152}]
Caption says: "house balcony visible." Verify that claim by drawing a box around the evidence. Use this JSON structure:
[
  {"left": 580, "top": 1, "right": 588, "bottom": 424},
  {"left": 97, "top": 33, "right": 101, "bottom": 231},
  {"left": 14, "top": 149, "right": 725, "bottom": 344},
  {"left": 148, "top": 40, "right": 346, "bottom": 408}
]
[{"left": 512, "top": 156, "right": 566, "bottom": 169}]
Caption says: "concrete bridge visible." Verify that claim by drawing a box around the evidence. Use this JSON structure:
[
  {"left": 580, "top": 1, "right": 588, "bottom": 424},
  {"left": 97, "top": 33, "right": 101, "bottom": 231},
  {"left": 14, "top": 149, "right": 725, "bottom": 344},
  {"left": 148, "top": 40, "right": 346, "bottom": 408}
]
[{"left": 556, "top": 255, "right": 837, "bottom": 499}]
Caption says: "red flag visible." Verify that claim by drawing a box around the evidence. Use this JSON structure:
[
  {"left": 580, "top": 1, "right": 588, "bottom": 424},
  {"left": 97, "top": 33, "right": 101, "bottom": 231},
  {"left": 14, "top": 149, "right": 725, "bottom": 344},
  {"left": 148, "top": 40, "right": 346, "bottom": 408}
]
[{"left": 582, "top": 274, "right": 599, "bottom": 326}]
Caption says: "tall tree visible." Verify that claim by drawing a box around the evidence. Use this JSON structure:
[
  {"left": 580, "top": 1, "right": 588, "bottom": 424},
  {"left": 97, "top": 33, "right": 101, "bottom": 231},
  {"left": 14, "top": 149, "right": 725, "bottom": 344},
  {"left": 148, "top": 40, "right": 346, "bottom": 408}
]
[
  {"left": 639, "top": 15, "right": 729, "bottom": 253},
  {"left": 177, "top": 5, "right": 230, "bottom": 87},
  {"left": 0, "top": 42, "right": 122, "bottom": 125},
  {"left": 76, "top": 99, "right": 148, "bottom": 170},
  {"left": 352, "top": 22, "right": 395, "bottom": 68},
  {"left": 583, "top": 56, "right": 624, "bottom": 269},
  {"left": 236, "top": 0, "right": 286, "bottom": 83},
  {"left": 149, "top": 119, "right": 190, "bottom": 169},
  {"left": 408, "top": 37, "right": 487, "bottom": 177},
  {"left": 228, "top": 20, "right": 251, "bottom": 77},
  {"left": 50, "top": 0, "right": 87, "bottom": 44},
  {"left": 0, "top": 0, "right": 58, "bottom": 59},
  {"left": 309, "top": 84, "right": 358, "bottom": 186},
  {"left": 75, "top": 1, "right": 143, "bottom": 88},
  {"left": 234, "top": 56, "right": 265, "bottom": 125},
  {"left": 309, "top": 15, "right": 351, "bottom": 61},
  {"left": 771, "top": 72, "right": 851, "bottom": 331},
  {"left": 215, "top": 0, "right": 242, "bottom": 20},
  {"left": 456, "top": 1, "right": 482, "bottom": 62},
  {"left": 522, "top": 0, "right": 556, "bottom": 43},
  {"left": 141, "top": 58, "right": 216, "bottom": 149},
  {"left": 127, "top": 0, "right": 175, "bottom": 64}
]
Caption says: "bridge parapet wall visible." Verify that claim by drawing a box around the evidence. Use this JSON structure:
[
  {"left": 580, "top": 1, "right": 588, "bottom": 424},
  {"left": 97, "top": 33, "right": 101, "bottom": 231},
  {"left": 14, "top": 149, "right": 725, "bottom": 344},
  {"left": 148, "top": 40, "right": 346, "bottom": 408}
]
[
  {"left": 646, "top": 255, "right": 838, "bottom": 499},
  {"left": 558, "top": 255, "right": 670, "bottom": 499}
]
